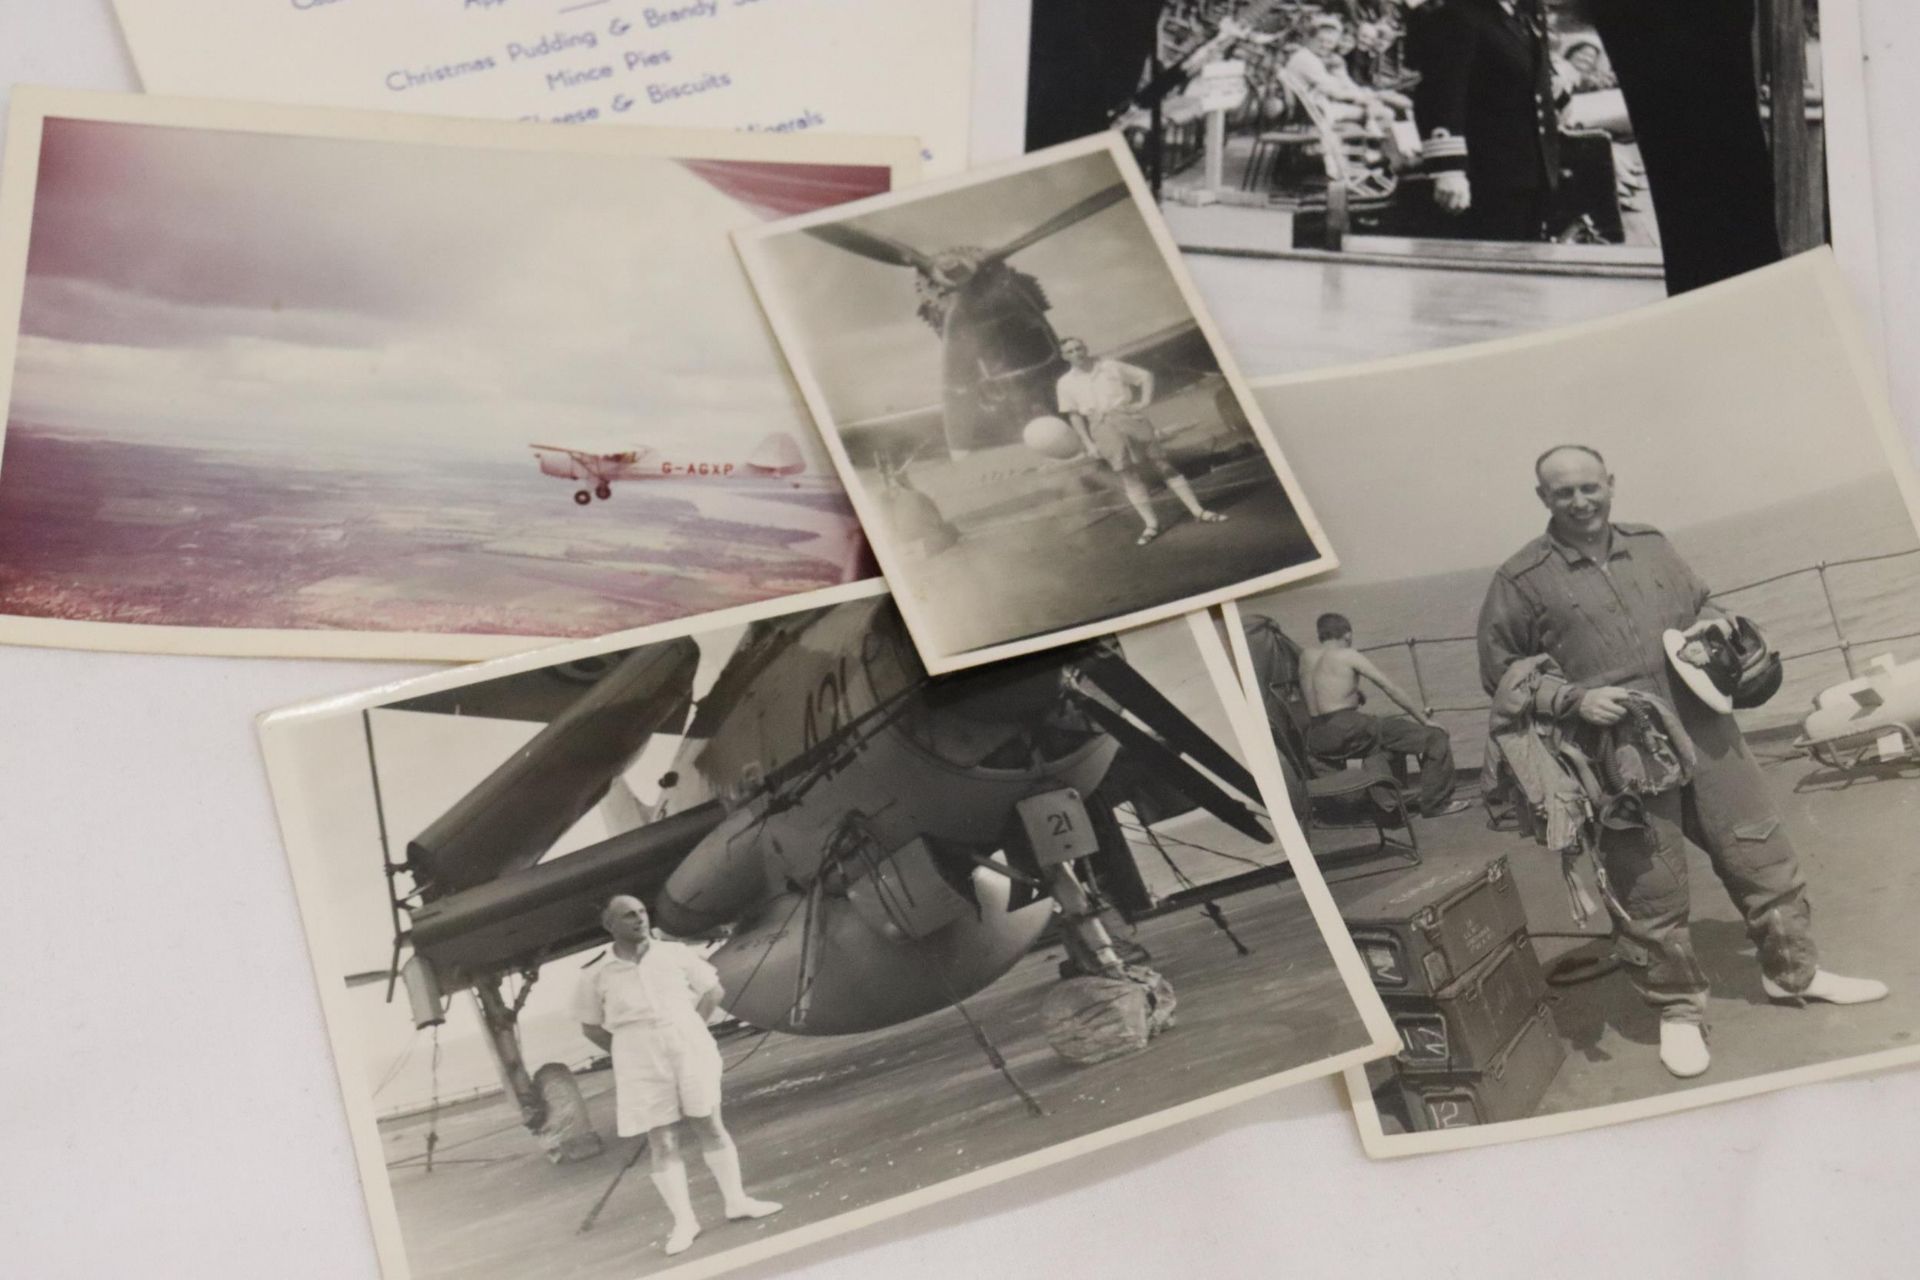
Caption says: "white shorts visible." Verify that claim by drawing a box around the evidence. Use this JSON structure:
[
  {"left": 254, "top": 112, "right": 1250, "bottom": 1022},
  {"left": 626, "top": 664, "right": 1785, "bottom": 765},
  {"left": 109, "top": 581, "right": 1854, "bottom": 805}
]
[{"left": 611, "top": 1021, "right": 724, "bottom": 1137}]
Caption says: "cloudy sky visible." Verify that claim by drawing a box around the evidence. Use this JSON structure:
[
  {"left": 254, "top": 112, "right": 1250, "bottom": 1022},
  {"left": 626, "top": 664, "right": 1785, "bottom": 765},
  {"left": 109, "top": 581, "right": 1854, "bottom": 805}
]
[
  {"left": 9, "top": 118, "right": 874, "bottom": 467},
  {"left": 748, "top": 148, "right": 1196, "bottom": 424},
  {"left": 1254, "top": 260, "right": 1905, "bottom": 585}
]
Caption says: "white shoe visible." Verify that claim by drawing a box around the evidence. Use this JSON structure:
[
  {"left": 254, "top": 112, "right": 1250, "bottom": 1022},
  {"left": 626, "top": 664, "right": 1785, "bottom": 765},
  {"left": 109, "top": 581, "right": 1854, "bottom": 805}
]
[
  {"left": 1659, "top": 1022, "right": 1711, "bottom": 1078},
  {"left": 725, "top": 1197, "right": 784, "bottom": 1221},
  {"left": 663, "top": 1222, "right": 702, "bottom": 1256},
  {"left": 1762, "top": 970, "right": 1889, "bottom": 1005}
]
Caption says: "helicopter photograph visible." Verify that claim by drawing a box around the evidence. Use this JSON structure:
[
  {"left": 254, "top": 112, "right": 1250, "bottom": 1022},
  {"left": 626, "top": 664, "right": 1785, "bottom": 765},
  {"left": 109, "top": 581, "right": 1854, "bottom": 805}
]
[
  {"left": 258, "top": 580, "right": 1393, "bottom": 1280},
  {"left": 735, "top": 135, "right": 1336, "bottom": 676}
]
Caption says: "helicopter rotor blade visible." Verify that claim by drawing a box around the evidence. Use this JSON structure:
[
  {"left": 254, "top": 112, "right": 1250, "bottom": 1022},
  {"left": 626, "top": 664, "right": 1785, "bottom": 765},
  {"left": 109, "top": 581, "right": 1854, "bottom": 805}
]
[
  {"left": 803, "top": 222, "right": 937, "bottom": 273},
  {"left": 985, "top": 183, "right": 1131, "bottom": 263},
  {"left": 1068, "top": 688, "right": 1272, "bottom": 844},
  {"left": 1074, "top": 648, "right": 1262, "bottom": 801}
]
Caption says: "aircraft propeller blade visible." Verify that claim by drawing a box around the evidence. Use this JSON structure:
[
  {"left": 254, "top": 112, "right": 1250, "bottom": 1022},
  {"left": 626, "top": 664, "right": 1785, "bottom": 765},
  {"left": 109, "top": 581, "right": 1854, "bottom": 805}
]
[
  {"left": 802, "top": 222, "right": 937, "bottom": 273},
  {"left": 985, "top": 183, "right": 1130, "bottom": 263},
  {"left": 1074, "top": 648, "right": 1262, "bottom": 801},
  {"left": 1067, "top": 689, "right": 1272, "bottom": 844}
]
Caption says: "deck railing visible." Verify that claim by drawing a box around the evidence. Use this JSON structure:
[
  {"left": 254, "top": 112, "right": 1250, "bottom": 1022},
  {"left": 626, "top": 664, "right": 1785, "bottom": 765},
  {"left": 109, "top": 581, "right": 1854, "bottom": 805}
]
[{"left": 1354, "top": 547, "right": 1920, "bottom": 720}]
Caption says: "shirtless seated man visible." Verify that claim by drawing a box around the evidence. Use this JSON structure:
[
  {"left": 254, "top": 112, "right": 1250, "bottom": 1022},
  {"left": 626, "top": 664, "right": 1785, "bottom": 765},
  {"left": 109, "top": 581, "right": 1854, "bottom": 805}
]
[{"left": 1299, "top": 611, "right": 1471, "bottom": 817}]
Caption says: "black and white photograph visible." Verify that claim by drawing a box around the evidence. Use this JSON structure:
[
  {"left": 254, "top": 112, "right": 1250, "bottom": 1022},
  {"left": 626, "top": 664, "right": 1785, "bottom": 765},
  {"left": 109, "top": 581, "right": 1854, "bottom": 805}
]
[
  {"left": 1223, "top": 251, "right": 1920, "bottom": 1153},
  {"left": 258, "top": 580, "right": 1396, "bottom": 1279},
  {"left": 0, "top": 89, "right": 917, "bottom": 661},
  {"left": 1014, "top": 0, "right": 1875, "bottom": 374},
  {"left": 733, "top": 135, "right": 1336, "bottom": 675}
]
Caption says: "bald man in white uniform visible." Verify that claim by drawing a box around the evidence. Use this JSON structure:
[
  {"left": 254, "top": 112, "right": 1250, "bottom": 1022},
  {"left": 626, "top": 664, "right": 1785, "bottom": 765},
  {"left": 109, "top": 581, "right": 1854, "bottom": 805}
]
[{"left": 576, "top": 896, "right": 780, "bottom": 1255}]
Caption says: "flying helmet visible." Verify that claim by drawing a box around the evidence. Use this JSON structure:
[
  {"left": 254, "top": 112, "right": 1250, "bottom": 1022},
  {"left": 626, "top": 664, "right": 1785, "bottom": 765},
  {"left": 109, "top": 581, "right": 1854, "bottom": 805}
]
[{"left": 1662, "top": 616, "right": 1783, "bottom": 714}]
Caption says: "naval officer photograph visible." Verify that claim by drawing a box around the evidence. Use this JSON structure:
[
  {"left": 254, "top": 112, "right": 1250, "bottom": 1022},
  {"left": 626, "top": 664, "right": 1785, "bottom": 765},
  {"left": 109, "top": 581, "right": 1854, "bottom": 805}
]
[
  {"left": 575, "top": 896, "right": 781, "bottom": 1256},
  {"left": 1232, "top": 253, "right": 1920, "bottom": 1152},
  {"left": 1010, "top": 2, "right": 1853, "bottom": 381},
  {"left": 1476, "top": 445, "right": 1887, "bottom": 1079},
  {"left": 1404, "top": 0, "right": 1562, "bottom": 242}
]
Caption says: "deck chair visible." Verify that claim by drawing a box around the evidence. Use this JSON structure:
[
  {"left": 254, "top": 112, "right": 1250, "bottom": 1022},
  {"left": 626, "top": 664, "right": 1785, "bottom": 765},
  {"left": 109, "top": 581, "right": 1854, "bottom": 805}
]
[
  {"left": 1241, "top": 66, "right": 1400, "bottom": 247},
  {"left": 1241, "top": 613, "right": 1420, "bottom": 879}
]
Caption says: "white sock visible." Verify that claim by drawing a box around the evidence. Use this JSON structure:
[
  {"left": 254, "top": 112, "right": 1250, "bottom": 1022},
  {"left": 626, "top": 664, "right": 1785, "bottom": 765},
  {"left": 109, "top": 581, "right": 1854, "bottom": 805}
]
[
  {"left": 703, "top": 1142, "right": 748, "bottom": 1207},
  {"left": 704, "top": 1142, "right": 780, "bottom": 1217},
  {"left": 650, "top": 1161, "right": 700, "bottom": 1247},
  {"left": 1167, "top": 475, "right": 1207, "bottom": 517}
]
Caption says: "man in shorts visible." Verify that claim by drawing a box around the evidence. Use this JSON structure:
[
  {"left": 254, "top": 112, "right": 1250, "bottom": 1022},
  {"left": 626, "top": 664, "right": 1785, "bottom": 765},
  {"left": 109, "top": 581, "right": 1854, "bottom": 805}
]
[
  {"left": 577, "top": 896, "right": 781, "bottom": 1255},
  {"left": 1054, "top": 336, "right": 1227, "bottom": 546}
]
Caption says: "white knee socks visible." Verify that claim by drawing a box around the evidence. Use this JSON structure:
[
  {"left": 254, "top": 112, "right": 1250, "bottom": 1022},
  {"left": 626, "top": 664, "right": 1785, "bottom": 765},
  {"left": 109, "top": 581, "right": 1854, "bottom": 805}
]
[
  {"left": 1167, "top": 475, "right": 1207, "bottom": 517},
  {"left": 649, "top": 1161, "right": 701, "bottom": 1255},
  {"left": 703, "top": 1141, "right": 782, "bottom": 1220}
]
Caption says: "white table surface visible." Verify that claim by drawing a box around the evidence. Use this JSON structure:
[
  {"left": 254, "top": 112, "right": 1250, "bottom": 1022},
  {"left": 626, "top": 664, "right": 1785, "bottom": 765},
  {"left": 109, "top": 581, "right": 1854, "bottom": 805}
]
[{"left": 4, "top": 5, "right": 1919, "bottom": 1278}]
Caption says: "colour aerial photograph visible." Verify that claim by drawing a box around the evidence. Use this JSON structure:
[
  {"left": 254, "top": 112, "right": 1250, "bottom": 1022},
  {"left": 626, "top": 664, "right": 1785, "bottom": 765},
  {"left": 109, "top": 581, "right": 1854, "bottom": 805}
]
[{"left": 0, "top": 116, "right": 890, "bottom": 644}]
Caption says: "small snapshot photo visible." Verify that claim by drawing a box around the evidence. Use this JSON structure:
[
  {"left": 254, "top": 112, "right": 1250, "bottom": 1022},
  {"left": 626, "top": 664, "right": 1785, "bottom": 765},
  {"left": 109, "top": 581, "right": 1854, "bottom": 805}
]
[
  {"left": 1225, "top": 251, "right": 1920, "bottom": 1154},
  {"left": 259, "top": 582, "right": 1394, "bottom": 1280},
  {"left": 1021, "top": 1, "right": 1854, "bottom": 375},
  {"left": 0, "top": 90, "right": 917, "bottom": 660},
  {"left": 735, "top": 135, "right": 1335, "bottom": 675}
]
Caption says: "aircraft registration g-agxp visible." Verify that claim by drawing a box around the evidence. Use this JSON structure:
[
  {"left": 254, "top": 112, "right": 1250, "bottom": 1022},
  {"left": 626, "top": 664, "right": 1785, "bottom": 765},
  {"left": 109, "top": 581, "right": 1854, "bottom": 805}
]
[
  {"left": 363, "top": 593, "right": 1280, "bottom": 1160},
  {"left": 531, "top": 430, "right": 810, "bottom": 505}
]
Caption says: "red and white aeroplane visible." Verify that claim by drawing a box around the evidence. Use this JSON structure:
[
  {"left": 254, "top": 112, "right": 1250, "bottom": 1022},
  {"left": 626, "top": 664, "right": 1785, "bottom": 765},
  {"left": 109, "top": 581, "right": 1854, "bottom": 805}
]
[{"left": 532, "top": 430, "right": 809, "bottom": 505}]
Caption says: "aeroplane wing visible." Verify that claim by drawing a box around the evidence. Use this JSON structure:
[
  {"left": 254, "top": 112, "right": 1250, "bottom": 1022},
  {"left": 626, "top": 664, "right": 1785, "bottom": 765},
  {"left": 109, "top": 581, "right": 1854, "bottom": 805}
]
[
  {"left": 836, "top": 321, "right": 1218, "bottom": 461},
  {"left": 837, "top": 402, "right": 949, "bottom": 468},
  {"left": 406, "top": 800, "right": 730, "bottom": 974},
  {"left": 1066, "top": 644, "right": 1272, "bottom": 845},
  {"left": 402, "top": 638, "right": 701, "bottom": 898},
  {"left": 531, "top": 443, "right": 598, "bottom": 481}
]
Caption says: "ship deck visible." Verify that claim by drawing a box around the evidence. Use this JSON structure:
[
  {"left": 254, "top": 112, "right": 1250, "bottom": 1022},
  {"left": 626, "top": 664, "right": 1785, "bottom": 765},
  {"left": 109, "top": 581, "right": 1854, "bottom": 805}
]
[
  {"left": 374, "top": 880, "right": 1369, "bottom": 1280},
  {"left": 1315, "top": 731, "right": 1920, "bottom": 1126}
]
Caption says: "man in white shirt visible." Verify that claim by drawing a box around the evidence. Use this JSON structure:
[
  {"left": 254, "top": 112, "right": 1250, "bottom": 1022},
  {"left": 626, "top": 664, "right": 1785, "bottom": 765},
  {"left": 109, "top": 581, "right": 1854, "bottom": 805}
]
[
  {"left": 576, "top": 896, "right": 781, "bottom": 1256},
  {"left": 1054, "top": 336, "right": 1226, "bottom": 546}
]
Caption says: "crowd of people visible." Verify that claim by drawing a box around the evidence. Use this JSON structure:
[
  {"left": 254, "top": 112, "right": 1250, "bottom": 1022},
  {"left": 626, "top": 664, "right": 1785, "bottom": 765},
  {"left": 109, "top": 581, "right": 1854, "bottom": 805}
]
[
  {"left": 1160, "top": 2, "right": 1636, "bottom": 238},
  {"left": 1030, "top": 0, "right": 1799, "bottom": 289}
]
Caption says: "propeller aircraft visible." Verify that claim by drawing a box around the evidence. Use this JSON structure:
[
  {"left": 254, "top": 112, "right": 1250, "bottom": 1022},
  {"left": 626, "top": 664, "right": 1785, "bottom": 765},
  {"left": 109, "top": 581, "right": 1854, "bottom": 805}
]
[
  {"left": 802, "top": 182, "right": 1179, "bottom": 459},
  {"left": 532, "top": 430, "right": 810, "bottom": 506},
  {"left": 367, "top": 593, "right": 1276, "bottom": 1157}
]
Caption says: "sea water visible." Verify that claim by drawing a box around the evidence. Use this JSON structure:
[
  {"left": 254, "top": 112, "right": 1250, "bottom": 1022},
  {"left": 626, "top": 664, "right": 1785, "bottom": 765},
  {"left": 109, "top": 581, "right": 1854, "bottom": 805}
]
[{"left": 1250, "top": 474, "right": 1920, "bottom": 769}]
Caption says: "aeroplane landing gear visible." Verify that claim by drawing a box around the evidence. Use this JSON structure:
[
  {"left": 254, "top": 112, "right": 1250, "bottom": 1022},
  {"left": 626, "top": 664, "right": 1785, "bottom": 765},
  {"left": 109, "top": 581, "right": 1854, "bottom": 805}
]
[
  {"left": 594, "top": 482, "right": 612, "bottom": 500},
  {"left": 472, "top": 974, "right": 603, "bottom": 1163},
  {"left": 1038, "top": 862, "right": 1175, "bottom": 1065},
  {"left": 574, "top": 489, "right": 592, "bottom": 505}
]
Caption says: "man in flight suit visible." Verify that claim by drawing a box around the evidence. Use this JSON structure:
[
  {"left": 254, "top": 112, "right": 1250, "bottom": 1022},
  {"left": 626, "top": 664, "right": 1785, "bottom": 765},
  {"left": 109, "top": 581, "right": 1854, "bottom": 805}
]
[
  {"left": 1476, "top": 445, "right": 1885, "bottom": 1078},
  {"left": 577, "top": 896, "right": 781, "bottom": 1256}
]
